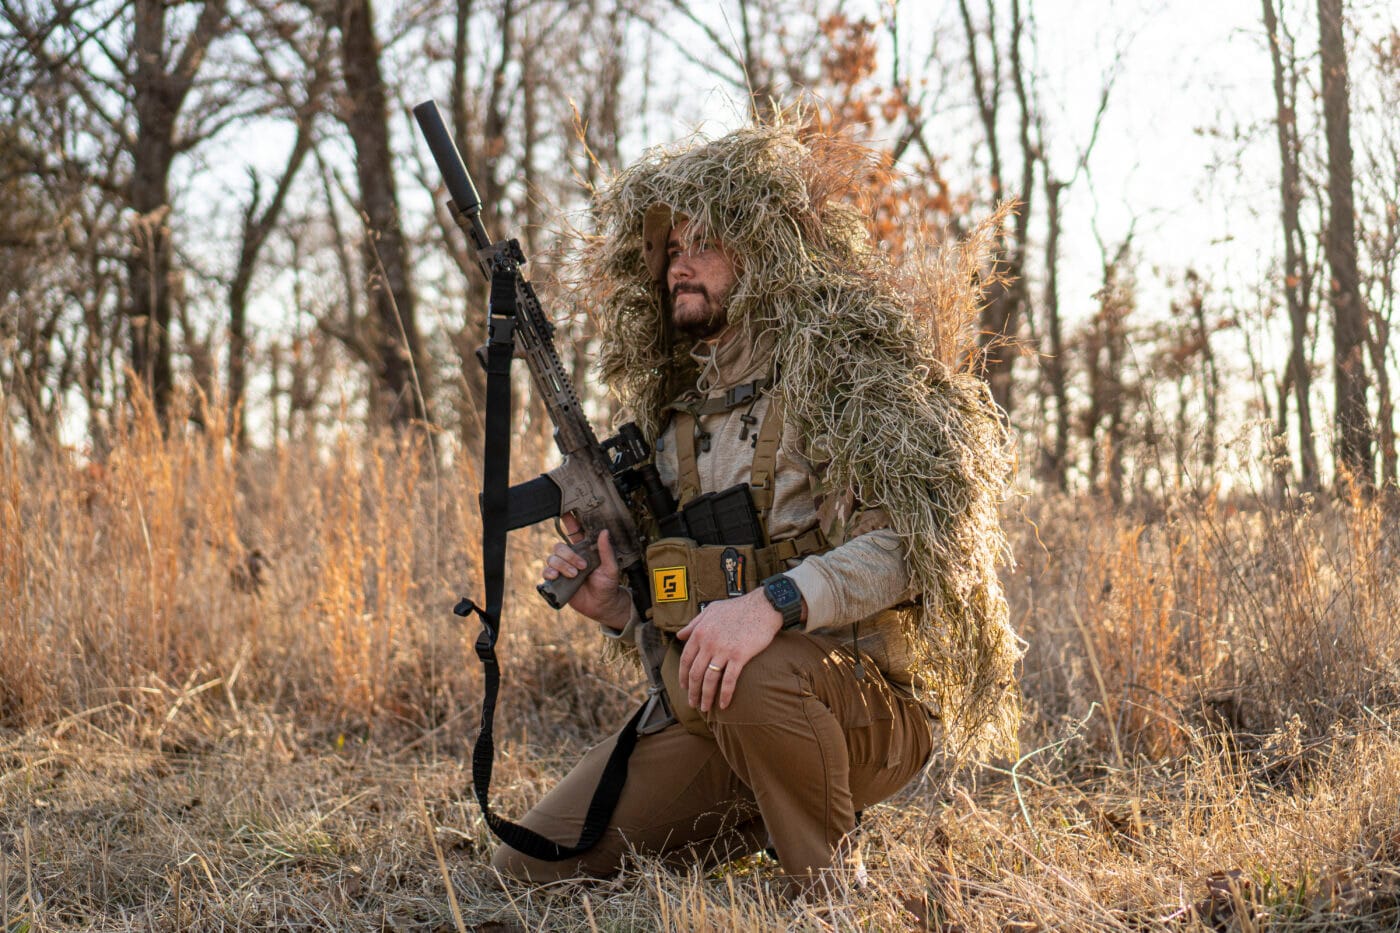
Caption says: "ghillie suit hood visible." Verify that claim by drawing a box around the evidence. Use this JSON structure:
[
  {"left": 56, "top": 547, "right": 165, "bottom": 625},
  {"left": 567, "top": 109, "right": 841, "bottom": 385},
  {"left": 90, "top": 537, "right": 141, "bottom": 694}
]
[{"left": 578, "top": 121, "right": 1021, "bottom": 762}]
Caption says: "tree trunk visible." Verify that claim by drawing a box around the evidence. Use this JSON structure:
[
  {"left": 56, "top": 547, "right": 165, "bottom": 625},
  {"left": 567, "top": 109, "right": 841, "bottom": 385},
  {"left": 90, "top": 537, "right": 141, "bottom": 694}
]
[
  {"left": 1041, "top": 176, "right": 1069, "bottom": 492},
  {"left": 334, "top": 0, "right": 430, "bottom": 428},
  {"left": 228, "top": 21, "right": 328, "bottom": 448},
  {"left": 1105, "top": 299, "right": 1127, "bottom": 507},
  {"left": 1317, "top": 0, "right": 1372, "bottom": 491},
  {"left": 1368, "top": 310, "right": 1396, "bottom": 490},
  {"left": 1188, "top": 277, "right": 1220, "bottom": 479},
  {"left": 1084, "top": 242, "right": 1132, "bottom": 504},
  {"left": 1262, "top": 0, "right": 1321, "bottom": 493},
  {"left": 128, "top": 0, "right": 174, "bottom": 421},
  {"left": 80, "top": 268, "right": 111, "bottom": 459},
  {"left": 127, "top": 0, "right": 227, "bottom": 423},
  {"left": 230, "top": 125, "right": 316, "bottom": 447},
  {"left": 1001, "top": 0, "right": 1034, "bottom": 416},
  {"left": 959, "top": 0, "right": 1032, "bottom": 416},
  {"left": 1274, "top": 360, "right": 1293, "bottom": 504}
]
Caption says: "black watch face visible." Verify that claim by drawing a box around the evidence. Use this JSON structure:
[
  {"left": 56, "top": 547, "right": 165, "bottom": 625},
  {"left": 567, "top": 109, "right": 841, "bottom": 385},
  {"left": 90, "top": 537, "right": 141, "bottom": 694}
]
[{"left": 766, "top": 576, "right": 800, "bottom": 609}]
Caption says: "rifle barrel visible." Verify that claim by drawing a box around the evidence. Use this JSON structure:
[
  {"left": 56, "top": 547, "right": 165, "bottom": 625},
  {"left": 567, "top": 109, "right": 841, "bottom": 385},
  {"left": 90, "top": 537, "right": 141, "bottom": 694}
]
[{"left": 412, "top": 100, "right": 484, "bottom": 221}]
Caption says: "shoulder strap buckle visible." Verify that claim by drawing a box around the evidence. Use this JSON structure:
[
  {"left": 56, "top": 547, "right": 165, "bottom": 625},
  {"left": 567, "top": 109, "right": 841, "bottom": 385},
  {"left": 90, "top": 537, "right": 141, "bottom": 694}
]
[{"left": 725, "top": 380, "right": 760, "bottom": 409}]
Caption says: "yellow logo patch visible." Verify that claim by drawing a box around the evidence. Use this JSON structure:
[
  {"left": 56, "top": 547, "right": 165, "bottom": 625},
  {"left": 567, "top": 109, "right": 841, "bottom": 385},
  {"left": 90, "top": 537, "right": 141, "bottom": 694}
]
[{"left": 652, "top": 566, "right": 688, "bottom": 602}]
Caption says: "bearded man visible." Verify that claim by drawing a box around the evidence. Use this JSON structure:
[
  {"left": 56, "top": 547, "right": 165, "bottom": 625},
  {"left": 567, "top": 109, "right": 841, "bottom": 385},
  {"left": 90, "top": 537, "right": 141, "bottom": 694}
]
[{"left": 490, "top": 122, "right": 1020, "bottom": 894}]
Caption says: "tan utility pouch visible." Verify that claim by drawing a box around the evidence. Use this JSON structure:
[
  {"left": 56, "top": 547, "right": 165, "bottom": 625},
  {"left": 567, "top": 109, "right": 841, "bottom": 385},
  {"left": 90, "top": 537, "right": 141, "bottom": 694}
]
[{"left": 646, "top": 537, "right": 758, "bottom": 634}]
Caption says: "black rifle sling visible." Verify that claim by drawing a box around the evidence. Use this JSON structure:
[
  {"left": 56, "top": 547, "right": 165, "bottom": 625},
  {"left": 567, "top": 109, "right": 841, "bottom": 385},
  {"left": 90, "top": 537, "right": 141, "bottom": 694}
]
[{"left": 458, "top": 256, "right": 645, "bottom": 862}]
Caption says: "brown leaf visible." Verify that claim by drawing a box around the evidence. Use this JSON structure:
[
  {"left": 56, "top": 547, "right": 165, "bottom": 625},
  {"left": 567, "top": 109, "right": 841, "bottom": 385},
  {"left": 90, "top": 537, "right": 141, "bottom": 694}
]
[
  {"left": 1205, "top": 869, "right": 1248, "bottom": 899},
  {"left": 1194, "top": 869, "right": 1252, "bottom": 929}
]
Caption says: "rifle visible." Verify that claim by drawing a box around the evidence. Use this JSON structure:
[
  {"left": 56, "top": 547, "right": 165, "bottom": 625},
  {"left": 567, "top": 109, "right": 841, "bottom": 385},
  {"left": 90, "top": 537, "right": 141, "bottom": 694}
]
[{"left": 413, "top": 100, "right": 676, "bottom": 861}]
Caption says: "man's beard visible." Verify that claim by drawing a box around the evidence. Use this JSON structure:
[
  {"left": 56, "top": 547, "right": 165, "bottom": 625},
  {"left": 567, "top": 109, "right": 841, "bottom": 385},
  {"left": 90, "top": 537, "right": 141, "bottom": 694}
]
[{"left": 671, "top": 285, "right": 728, "bottom": 338}]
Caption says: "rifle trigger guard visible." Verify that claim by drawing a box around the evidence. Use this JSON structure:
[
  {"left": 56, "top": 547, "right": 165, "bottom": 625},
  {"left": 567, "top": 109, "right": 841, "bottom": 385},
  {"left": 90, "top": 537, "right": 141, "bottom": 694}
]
[{"left": 553, "top": 514, "right": 587, "bottom": 545}]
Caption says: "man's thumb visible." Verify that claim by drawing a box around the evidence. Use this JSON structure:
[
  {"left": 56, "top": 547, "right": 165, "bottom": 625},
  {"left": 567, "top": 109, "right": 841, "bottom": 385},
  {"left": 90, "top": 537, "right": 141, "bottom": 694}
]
[{"left": 596, "top": 529, "right": 618, "bottom": 572}]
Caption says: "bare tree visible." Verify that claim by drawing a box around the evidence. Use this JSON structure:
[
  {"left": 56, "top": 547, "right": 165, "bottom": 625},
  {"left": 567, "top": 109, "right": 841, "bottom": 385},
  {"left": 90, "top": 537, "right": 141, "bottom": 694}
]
[
  {"left": 0, "top": 119, "right": 74, "bottom": 444},
  {"left": 1039, "top": 171, "right": 1070, "bottom": 489},
  {"left": 0, "top": 199, "right": 72, "bottom": 444},
  {"left": 1033, "top": 69, "right": 1114, "bottom": 492},
  {"left": 3, "top": 0, "right": 238, "bottom": 428},
  {"left": 413, "top": 0, "right": 640, "bottom": 452},
  {"left": 1317, "top": 0, "right": 1372, "bottom": 490},
  {"left": 957, "top": 0, "right": 1035, "bottom": 416},
  {"left": 1361, "top": 184, "right": 1398, "bottom": 492},
  {"left": 623, "top": 0, "right": 834, "bottom": 121},
  {"left": 325, "top": 0, "right": 431, "bottom": 428},
  {"left": 127, "top": 0, "right": 231, "bottom": 422},
  {"left": 442, "top": 0, "right": 519, "bottom": 447},
  {"left": 1180, "top": 270, "right": 1221, "bottom": 481},
  {"left": 1359, "top": 30, "right": 1399, "bottom": 492},
  {"left": 1081, "top": 237, "right": 1136, "bottom": 505},
  {"left": 227, "top": 7, "right": 334, "bottom": 447},
  {"left": 1262, "top": 0, "right": 1322, "bottom": 494}
]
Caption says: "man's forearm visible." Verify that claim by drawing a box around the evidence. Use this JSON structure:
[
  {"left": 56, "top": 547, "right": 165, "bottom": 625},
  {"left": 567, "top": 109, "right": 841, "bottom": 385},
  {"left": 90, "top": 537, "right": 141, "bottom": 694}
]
[{"left": 784, "top": 528, "right": 913, "bottom": 632}]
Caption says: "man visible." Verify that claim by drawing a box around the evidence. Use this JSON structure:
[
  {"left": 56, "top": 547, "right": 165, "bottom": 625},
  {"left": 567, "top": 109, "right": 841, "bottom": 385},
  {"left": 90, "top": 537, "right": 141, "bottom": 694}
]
[{"left": 491, "top": 122, "right": 1020, "bottom": 893}]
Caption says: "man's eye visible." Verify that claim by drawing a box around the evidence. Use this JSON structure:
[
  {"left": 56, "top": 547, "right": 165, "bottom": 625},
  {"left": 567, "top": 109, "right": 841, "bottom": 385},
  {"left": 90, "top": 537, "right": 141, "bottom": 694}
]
[{"left": 668, "top": 239, "right": 714, "bottom": 259}]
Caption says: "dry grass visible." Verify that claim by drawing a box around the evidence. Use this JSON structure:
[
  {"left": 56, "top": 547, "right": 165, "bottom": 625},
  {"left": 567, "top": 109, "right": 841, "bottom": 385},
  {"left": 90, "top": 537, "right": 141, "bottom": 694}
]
[{"left": 3, "top": 397, "right": 1400, "bottom": 930}]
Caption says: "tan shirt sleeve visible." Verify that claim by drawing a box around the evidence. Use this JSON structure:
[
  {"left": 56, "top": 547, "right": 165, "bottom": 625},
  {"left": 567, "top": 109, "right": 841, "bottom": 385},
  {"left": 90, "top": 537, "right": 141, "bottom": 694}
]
[
  {"left": 784, "top": 528, "right": 914, "bottom": 632},
  {"left": 773, "top": 433, "right": 917, "bottom": 632},
  {"left": 598, "top": 588, "right": 642, "bottom": 641}
]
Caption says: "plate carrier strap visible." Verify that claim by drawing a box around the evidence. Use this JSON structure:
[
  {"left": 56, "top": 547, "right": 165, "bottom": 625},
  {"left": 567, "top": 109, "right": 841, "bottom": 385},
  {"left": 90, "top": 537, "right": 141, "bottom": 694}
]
[{"left": 670, "top": 386, "right": 828, "bottom": 577}]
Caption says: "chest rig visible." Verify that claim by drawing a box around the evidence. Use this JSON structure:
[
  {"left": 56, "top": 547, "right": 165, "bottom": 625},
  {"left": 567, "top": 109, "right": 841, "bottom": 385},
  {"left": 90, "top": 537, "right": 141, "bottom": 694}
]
[{"left": 645, "top": 381, "right": 829, "bottom": 634}]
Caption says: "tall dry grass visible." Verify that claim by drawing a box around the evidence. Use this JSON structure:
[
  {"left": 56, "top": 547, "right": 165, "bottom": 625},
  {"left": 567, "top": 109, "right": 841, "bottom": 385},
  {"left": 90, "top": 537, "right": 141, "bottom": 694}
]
[
  {"left": 3, "top": 396, "right": 1399, "bottom": 930},
  {"left": 1013, "top": 492, "right": 1400, "bottom": 762},
  {"left": 0, "top": 392, "right": 632, "bottom": 744}
]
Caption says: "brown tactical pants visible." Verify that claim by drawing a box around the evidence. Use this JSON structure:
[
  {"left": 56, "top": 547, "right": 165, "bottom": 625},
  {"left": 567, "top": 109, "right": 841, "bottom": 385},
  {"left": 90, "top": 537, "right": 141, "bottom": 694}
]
[{"left": 490, "top": 631, "right": 935, "bottom": 889}]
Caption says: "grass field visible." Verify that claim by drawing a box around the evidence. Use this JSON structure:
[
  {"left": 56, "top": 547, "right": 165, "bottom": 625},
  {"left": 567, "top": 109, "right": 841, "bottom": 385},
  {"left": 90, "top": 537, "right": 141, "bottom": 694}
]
[{"left": 3, "top": 400, "right": 1399, "bottom": 930}]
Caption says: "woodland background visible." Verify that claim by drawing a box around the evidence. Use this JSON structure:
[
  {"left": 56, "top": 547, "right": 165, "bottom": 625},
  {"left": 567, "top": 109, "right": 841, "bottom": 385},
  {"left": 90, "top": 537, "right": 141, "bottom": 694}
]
[{"left": 2, "top": 0, "right": 1399, "bottom": 930}]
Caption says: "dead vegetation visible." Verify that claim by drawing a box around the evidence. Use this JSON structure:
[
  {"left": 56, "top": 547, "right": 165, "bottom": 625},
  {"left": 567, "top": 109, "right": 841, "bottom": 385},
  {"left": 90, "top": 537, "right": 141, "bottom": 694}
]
[{"left": 2, "top": 397, "right": 1399, "bottom": 931}]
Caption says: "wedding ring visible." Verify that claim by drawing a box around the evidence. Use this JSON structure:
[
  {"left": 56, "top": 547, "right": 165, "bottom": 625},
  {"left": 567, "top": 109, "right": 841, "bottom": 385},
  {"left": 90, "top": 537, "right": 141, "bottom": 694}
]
[{"left": 707, "top": 663, "right": 723, "bottom": 673}]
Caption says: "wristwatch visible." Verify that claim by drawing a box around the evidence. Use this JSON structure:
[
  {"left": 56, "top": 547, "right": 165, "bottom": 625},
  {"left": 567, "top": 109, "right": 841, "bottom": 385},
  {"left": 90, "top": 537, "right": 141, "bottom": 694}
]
[{"left": 761, "top": 573, "right": 804, "bottom": 630}]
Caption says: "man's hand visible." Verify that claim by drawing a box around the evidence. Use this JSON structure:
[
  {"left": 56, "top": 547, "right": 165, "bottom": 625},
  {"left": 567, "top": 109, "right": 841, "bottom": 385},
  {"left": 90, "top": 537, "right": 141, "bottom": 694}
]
[
  {"left": 541, "top": 517, "right": 631, "bottom": 631},
  {"left": 676, "top": 590, "right": 784, "bottom": 713}
]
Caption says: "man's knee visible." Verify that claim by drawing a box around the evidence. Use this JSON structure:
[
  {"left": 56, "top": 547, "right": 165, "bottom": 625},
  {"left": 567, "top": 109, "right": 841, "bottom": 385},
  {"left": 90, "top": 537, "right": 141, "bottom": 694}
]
[
  {"left": 490, "top": 843, "right": 584, "bottom": 884},
  {"left": 489, "top": 837, "right": 626, "bottom": 884},
  {"left": 708, "top": 633, "right": 821, "bottom": 723},
  {"left": 489, "top": 843, "right": 540, "bottom": 883}
]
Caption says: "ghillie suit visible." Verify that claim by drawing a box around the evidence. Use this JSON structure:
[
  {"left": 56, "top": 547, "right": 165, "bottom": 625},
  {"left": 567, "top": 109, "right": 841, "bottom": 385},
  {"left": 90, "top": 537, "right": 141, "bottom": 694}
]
[{"left": 577, "top": 121, "right": 1022, "bottom": 762}]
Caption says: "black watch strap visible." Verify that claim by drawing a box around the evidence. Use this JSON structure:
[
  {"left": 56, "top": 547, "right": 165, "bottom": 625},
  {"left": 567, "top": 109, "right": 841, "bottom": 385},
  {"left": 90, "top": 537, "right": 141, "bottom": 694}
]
[{"left": 762, "top": 573, "right": 804, "bottom": 629}]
